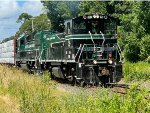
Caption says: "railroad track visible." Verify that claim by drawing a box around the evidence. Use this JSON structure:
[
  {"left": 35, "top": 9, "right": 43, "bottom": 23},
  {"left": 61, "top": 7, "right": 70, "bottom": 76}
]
[
  {"left": 110, "top": 83, "right": 150, "bottom": 99},
  {"left": 111, "top": 84, "right": 130, "bottom": 94}
]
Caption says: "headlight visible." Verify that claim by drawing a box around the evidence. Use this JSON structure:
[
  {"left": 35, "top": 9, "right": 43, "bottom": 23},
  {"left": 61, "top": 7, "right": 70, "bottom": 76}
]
[
  {"left": 108, "top": 59, "right": 113, "bottom": 64},
  {"left": 93, "top": 60, "right": 97, "bottom": 64},
  {"left": 71, "top": 68, "right": 75, "bottom": 71}
]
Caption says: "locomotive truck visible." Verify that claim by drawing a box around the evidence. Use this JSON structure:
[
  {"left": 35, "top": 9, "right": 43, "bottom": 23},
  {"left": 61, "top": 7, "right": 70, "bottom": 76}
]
[{"left": 0, "top": 14, "right": 122, "bottom": 86}]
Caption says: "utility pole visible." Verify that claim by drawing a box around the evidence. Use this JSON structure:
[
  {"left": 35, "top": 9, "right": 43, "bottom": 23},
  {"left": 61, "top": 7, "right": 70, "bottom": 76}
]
[
  {"left": 31, "top": 17, "right": 35, "bottom": 40},
  {"left": 31, "top": 17, "right": 34, "bottom": 33}
]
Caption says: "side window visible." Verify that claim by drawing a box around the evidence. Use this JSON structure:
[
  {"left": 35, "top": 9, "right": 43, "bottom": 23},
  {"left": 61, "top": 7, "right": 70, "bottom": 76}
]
[
  {"left": 67, "top": 22, "right": 71, "bottom": 34},
  {"left": 26, "top": 35, "right": 32, "bottom": 42},
  {"left": 73, "top": 20, "right": 86, "bottom": 30},
  {"left": 20, "top": 39, "right": 25, "bottom": 45}
]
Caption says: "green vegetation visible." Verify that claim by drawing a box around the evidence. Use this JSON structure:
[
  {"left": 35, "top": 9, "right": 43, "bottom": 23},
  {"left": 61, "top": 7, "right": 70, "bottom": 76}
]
[
  {"left": 16, "top": 13, "right": 51, "bottom": 35},
  {"left": 42, "top": 1, "right": 80, "bottom": 32},
  {"left": 61, "top": 86, "right": 150, "bottom": 113},
  {"left": 124, "top": 62, "right": 150, "bottom": 81},
  {"left": 0, "top": 65, "right": 150, "bottom": 113}
]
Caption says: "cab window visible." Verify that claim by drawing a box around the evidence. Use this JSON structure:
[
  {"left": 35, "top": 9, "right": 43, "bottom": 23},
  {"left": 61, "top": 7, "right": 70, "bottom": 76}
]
[
  {"left": 67, "top": 22, "right": 71, "bottom": 34},
  {"left": 20, "top": 39, "right": 25, "bottom": 45}
]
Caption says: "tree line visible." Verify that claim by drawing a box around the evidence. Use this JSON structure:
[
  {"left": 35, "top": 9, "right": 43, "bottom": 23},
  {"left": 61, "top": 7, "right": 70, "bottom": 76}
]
[{"left": 15, "top": 1, "right": 150, "bottom": 62}]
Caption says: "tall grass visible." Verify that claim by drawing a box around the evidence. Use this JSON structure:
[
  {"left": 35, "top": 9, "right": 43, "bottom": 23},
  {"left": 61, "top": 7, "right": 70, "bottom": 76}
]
[
  {"left": 0, "top": 65, "right": 150, "bottom": 113},
  {"left": 61, "top": 86, "right": 150, "bottom": 113},
  {"left": 123, "top": 62, "right": 150, "bottom": 81},
  {"left": 0, "top": 66, "right": 60, "bottom": 113}
]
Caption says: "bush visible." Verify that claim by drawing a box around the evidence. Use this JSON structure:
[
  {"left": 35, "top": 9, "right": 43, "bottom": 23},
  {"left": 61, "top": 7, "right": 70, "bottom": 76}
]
[
  {"left": 124, "top": 38, "right": 140, "bottom": 62},
  {"left": 146, "top": 56, "right": 150, "bottom": 63},
  {"left": 140, "top": 35, "right": 150, "bottom": 60},
  {"left": 123, "top": 62, "right": 150, "bottom": 81}
]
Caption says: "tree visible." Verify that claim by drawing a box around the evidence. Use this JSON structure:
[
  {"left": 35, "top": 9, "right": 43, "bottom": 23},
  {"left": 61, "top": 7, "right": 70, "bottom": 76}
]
[
  {"left": 66, "top": 1, "right": 80, "bottom": 18},
  {"left": 33, "top": 14, "right": 51, "bottom": 32},
  {"left": 17, "top": 13, "right": 51, "bottom": 35},
  {"left": 17, "top": 13, "right": 33, "bottom": 23},
  {"left": 41, "top": 1, "right": 80, "bottom": 32},
  {"left": 140, "top": 35, "right": 150, "bottom": 60},
  {"left": 123, "top": 34, "right": 140, "bottom": 62},
  {"left": 137, "top": 2, "right": 150, "bottom": 35},
  {"left": 79, "top": 1, "right": 107, "bottom": 15},
  {"left": 41, "top": 1, "right": 67, "bottom": 32}
]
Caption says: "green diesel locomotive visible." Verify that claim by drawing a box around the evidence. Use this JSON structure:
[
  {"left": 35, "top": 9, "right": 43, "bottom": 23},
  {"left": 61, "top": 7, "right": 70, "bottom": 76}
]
[{"left": 16, "top": 14, "right": 122, "bottom": 86}]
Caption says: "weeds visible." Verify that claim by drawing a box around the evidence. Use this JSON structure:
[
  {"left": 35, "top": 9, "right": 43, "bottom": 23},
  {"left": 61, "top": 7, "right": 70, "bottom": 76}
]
[
  {"left": 0, "top": 65, "right": 150, "bottom": 113},
  {"left": 123, "top": 62, "right": 150, "bottom": 81}
]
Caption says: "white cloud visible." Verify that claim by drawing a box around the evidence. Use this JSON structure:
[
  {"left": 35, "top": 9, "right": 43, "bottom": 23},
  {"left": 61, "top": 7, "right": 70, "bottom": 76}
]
[
  {"left": 0, "top": 0, "right": 19, "bottom": 19},
  {"left": 22, "top": 0, "right": 44, "bottom": 16},
  {"left": 0, "top": 0, "right": 44, "bottom": 40}
]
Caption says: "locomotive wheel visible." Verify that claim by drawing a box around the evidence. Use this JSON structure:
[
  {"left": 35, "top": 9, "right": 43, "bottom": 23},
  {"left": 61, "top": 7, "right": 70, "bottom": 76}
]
[
  {"left": 50, "top": 69, "right": 56, "bottom": 80},
  {"left": 99, "top": 76, "right": 110, "bottom": 87},
  {"left": 83, "top": 69, "right": 100, "bottom": 86},
  {"left": 34, "top": 64, "right": 43, "bottom": 75},
  {"left": 50, "top": 72, "right": 56, "bottom": 80},
  {"left": 68, "top": 76, "right": 75, "bottom": 85},
  {"left": 34, "top": 69, "right": 43, "bottom": 75},
  {"left": 49, "top": 66, "right": 55, "bottom": 79}
]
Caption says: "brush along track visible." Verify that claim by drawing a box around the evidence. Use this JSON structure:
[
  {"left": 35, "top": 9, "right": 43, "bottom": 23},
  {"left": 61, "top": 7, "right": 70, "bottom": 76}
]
[
  {"left": 111, "top": 84, "right": 150, "bottom": 99},
  {"left": 4, "top": 65, "right": 150, "bottom": 98},
  {"left": 52, "top": 78, "right": 150, "bottom": 98}
]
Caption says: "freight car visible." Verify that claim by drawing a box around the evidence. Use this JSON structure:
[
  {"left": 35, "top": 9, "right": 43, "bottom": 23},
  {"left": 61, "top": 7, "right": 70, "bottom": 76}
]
[
  {"left": 1, "top": 14, "right": 123, "bottom": 86},
  {"left": 0, "top": 39, "right": 16, "bottom": 65}
]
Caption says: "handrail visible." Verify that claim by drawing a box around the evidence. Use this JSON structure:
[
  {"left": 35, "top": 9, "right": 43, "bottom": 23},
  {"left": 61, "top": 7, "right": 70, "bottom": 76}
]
[
  {"left": 75, "top": 44, "right": 82, "bottom": 59},
  {"left": 100, "top": 31, "right": 105, "bottom": 52},
  {"left": 55, "top": 34, "right": 61, "bottom": 40},
  {"left": 77, "top": 44, "right": 102, "bottom": 62},
  {"left": 39, "top": 45, "right": 44, "bottom": 62},
  {"left": 89, "top": 31, "right": 96, "bottom": 51},
  {"left": 78, "top": 44, "right": 85, "bottom": 62},
  {"left": 116, "top": 43, "right": 123, "bottom": 62}
]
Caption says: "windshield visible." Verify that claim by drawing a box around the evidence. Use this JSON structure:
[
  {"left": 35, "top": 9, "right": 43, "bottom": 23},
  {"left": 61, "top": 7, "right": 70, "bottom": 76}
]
[{"left": 73, "top": 18, "right": 116, "bottom": 34}]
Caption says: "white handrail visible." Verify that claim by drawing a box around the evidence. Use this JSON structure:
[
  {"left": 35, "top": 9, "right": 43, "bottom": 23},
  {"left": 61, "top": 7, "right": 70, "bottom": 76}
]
[
  {"left": 89, "top": 31, "right": 96, "bottom": 51},
  {"left": 100, "top": 31, "right": 105, "bottom": 51},
  {"left": 75, "top": 44, "right": 82, "bottom": 59},
  {"left": 116, "top": 43, "right": 123, "bottom": 62},
  {"left": 78, "top": 44, "right": 85, "bottom": 62}
]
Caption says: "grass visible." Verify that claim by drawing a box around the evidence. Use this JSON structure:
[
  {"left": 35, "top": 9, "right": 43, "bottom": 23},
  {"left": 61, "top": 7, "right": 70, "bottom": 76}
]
[
  {"left": 61, "top": 86, "right": 150, "bottom": 113},
  {"left": 0, "top": 66, "right": 61, "bottom": 113},
  {"left": 0, "top": 64, "right": 150, "bottom": 113},
  {"left": 123, "top": 62, "right": 150, "bottom": 81}
]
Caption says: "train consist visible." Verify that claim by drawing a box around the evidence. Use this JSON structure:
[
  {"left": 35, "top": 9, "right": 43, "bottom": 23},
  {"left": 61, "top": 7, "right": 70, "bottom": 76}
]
[{"left": 0, "top": 14, "right": 122, "bottom": 86}]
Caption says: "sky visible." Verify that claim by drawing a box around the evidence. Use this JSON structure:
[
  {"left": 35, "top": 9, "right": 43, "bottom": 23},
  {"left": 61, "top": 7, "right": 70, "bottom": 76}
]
[{"left": 0, "top": 0, "right": 44, "bottom": 41}]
